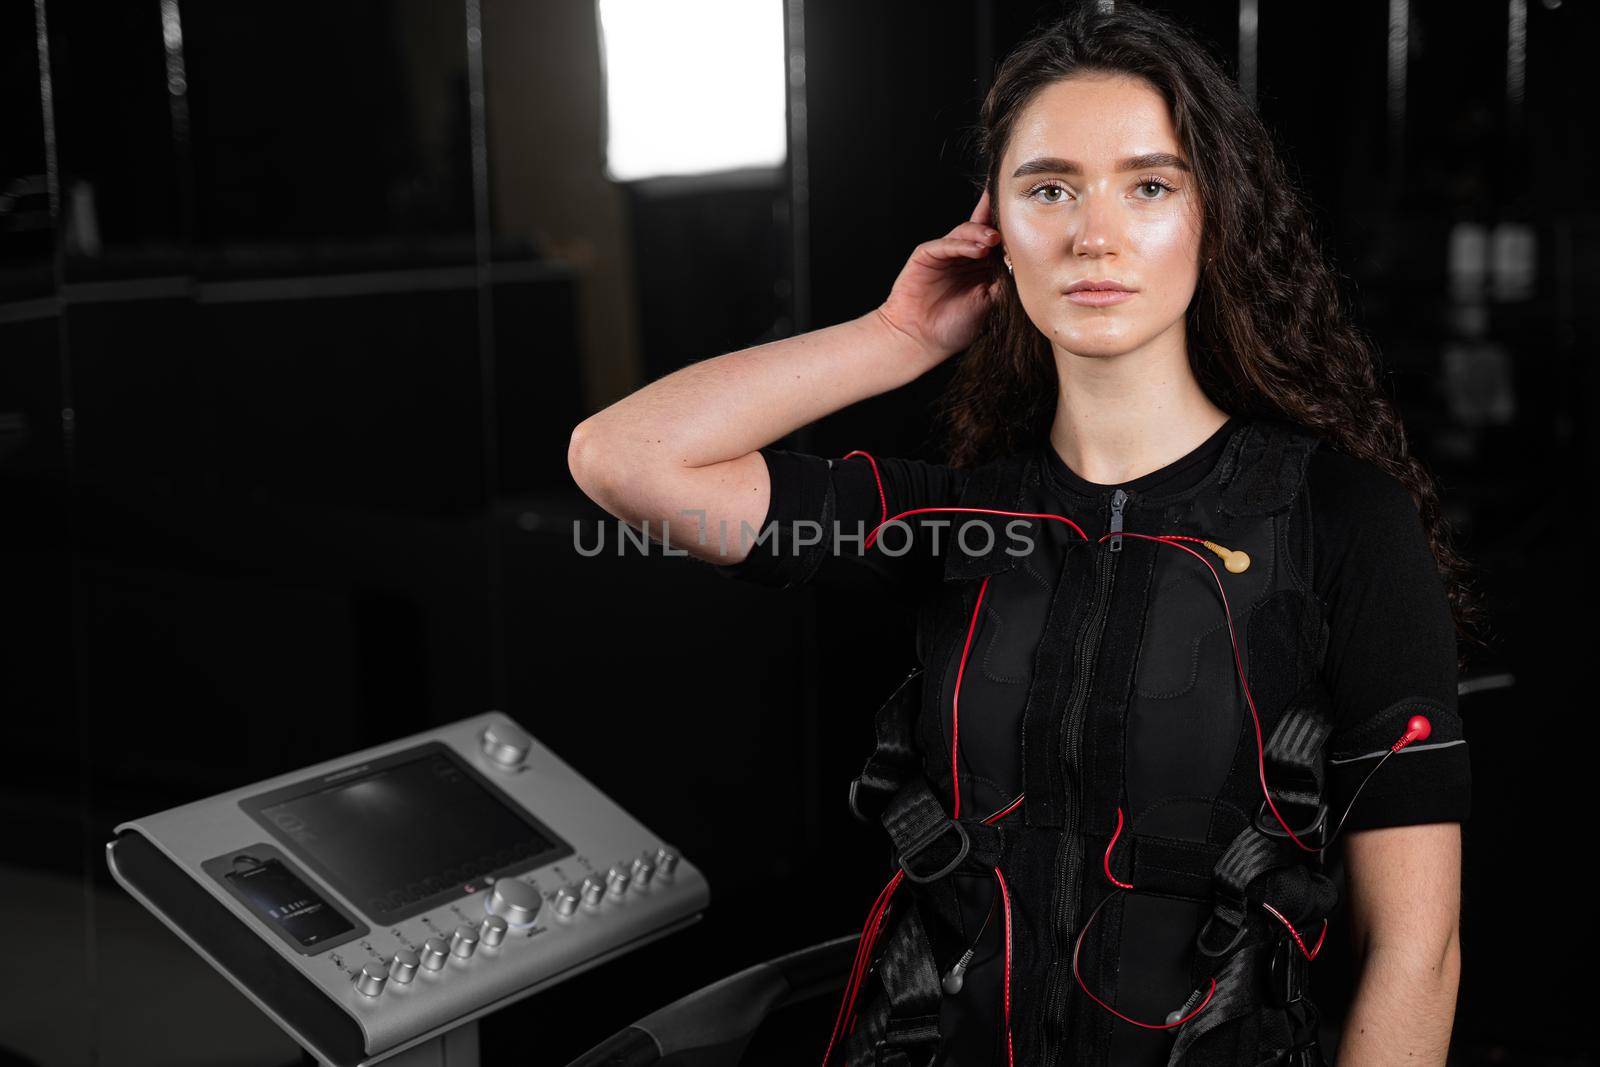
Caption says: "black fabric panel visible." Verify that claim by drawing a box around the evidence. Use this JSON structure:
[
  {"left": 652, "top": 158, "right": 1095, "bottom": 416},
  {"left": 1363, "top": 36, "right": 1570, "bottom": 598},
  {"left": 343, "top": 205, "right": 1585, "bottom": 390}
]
[
  {"left": 1018, "top": 542, "right": 1097, "bottom": 829},
  {"left": 1082, "top": 535, "right": 1160, "bottom": 839},
  {"left": 1007, "top": 826, "right": 1069, "bottom": 1064},
  {"left": 1106, "top": 892, "right": 1210, "bottom": 1066},
  {"left": 1127, "top": 835, "right": 1226, "bottom": 901},
  {"left": 1078, "top": 536, "right": 1161, "bottom": 1064},
  {"left": 109, "top": 831, "right": 367, "bottom": 1066}
]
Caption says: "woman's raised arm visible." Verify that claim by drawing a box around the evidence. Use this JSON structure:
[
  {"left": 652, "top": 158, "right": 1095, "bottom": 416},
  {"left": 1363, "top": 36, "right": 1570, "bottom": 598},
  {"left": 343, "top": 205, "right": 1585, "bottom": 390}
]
[{"left": 567, "top": 190, "right": 1005, "bottom": 566}]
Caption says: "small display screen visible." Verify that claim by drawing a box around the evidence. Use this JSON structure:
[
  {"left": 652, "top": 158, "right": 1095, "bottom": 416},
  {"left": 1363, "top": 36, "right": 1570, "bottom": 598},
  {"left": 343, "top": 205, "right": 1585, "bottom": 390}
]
[
  {"left": 226, "top": 858, "right": 356, "bottom": 948},
  {"left": 243, "top": 744, "right": 571, "bottom": 924}
]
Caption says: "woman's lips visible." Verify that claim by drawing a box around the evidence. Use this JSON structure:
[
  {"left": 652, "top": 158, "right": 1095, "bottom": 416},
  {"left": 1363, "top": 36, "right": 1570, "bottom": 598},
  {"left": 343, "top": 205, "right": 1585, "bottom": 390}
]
[{"left": 1064, "top": 289, "right": 1135, "bottom": 307}]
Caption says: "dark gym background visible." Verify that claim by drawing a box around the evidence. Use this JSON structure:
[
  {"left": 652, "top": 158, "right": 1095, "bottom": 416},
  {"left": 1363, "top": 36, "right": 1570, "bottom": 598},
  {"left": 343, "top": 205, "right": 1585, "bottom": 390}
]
[{"left": 1, "top": 1, "right": 1590, "bottom": 1064}]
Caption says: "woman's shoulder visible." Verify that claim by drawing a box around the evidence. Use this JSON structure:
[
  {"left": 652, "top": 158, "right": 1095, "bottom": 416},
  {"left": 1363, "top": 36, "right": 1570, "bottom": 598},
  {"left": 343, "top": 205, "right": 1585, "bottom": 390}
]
[
  {"left": 1304, "top": 445, "right": 1420, "bottom": 526},
  {"left": 1302, "top": 444, "right": 1439, "bottom": 607}
]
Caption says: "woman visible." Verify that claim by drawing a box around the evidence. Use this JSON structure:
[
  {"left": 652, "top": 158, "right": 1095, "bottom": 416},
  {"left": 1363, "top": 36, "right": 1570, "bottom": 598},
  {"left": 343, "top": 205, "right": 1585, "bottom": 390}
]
[{"left": 569, "top": 4, "right": 1478, "bottom": 1064}]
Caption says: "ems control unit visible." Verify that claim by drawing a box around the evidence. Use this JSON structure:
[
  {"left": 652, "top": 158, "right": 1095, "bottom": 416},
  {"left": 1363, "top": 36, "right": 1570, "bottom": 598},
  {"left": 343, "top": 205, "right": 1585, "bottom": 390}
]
[{"left": 106, "top": 713, "right": 709, "bottom": 1066}]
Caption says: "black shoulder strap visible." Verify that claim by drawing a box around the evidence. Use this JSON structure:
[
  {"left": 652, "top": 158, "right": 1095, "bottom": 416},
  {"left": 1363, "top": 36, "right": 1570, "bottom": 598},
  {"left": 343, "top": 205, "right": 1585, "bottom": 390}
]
[
  {"left": 849, "top": 666, "right": 926, "bottom": 824},
  {"left": 850, "top": 665, "right": 1004, "bottom": 882},
  {"left": 842, "top": 903, "right": 944, "bottom": 1066},
  {"left": 1217, "top": 418, "right": 1323, "bottom": 519}
]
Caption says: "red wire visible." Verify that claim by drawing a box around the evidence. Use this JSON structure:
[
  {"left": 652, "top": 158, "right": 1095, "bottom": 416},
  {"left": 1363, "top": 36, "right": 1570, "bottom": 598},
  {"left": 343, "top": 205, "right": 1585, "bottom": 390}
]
[
  {"left": 816, "top": 467, "right": 1314, "bottom": 1049},
  {"left": 985, "top": 793, "right": 1025, "bottom": 824},
  {"left": 1103, "top": 807, "right": 1135, "bottom": 890},
  {"left": 1108, "top": 531, "right": 1320, "bottom": 854},
  {"left": 835, "top": 479, "right": 1300, "bottom": 848},
  {"left": 821, "top": 869, "right": 904, "bottom": 1066},
  {"left": 993, "top": 866, "right": 1016, "bottom": 1067},
  {"left": 1260, "top": 900, "right": 1328, "bottom": 961},
  {"left": 1072, "top": 890, "right": 1218, "bottom": 1030},
  {"left": 840, "top": 451, "right": 888, "bottom": 531},
  {"left": 1066, "top": 532, "right": 1324, "bottom": 1032},
  {"left": 949, "top": 575, "right": 990, "bottom": 819},
  {"left": 865, "top": 505, "right": 1088, "bottom": 551}
]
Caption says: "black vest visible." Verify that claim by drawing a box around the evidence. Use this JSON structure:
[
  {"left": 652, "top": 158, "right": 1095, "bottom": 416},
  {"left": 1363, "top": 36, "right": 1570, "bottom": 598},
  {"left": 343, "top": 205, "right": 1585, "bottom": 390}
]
[{"left": 843, "top": 416, "right": 1335, "bottom": 1067}]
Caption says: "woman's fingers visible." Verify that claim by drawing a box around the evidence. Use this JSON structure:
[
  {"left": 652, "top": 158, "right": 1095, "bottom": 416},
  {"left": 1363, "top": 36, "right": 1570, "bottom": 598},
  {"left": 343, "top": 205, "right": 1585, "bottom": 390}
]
[
  {"left": 945, "top": 220, "right": 1002, "bottom": 245},
  {"left": 920, "top": 234, "right": 999, "bottom": 261},
  {"left": 969, "top": 186, "right": 992, "bottom": 225}
]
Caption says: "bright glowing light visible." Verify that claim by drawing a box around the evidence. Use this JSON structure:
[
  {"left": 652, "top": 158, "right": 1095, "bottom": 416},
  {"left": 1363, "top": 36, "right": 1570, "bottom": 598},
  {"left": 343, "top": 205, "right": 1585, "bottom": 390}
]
[{"left": 597, "top": 0, "right": 787, "bottom": 181}]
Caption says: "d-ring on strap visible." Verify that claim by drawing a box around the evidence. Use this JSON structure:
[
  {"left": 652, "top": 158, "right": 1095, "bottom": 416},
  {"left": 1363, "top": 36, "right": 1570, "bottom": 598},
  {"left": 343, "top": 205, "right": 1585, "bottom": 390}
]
[
  {"left": 882, "top": 778, "right": 1003, "bottom": 884},
  {"left": 898, "top": 818, "right": 970, "bottom": 884}
]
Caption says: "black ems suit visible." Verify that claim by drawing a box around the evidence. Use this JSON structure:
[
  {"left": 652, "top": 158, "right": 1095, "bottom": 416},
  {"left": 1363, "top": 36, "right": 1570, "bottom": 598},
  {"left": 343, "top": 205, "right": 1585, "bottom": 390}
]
[{"left": 713, "top": 414, "right": 1471, "bottom": 1065}]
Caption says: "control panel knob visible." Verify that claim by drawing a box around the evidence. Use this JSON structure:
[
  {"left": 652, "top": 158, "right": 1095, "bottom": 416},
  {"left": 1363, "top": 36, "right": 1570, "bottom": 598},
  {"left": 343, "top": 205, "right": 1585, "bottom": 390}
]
[
  {"left": 355, "top": 960, "right": 388, "bottom": 998},
  {"left": 480, "top": 914, "right": 508, "bottom": 948},
  {"left": 654, "top": 847, "right": 680, "bottom": 879},
  {"left": 420, "top": 937, "right": 449, "bottom": 971},
  {"left": 480, "top": 720, "right": 532, "bottom": 770},
  {"left": 488, "top": 878, "right": 542, "bottom": 926},
  {"left": 580, "top": 876, "right": 605, "bottom": 908},
  {"left": 605, "top": 865, "right": 631, "bottom": 897},
  {"left": 450, "top": 923, "right": 480, "bottom": 959},
  {"left": 389, "top": 948, "right": 420, "bottom": 985},
  {"left": 553, "top": 886, "right": 580, "bottom": 918},
  {"left": 630, "top": 857, "right": 655, "bottom": 889}
]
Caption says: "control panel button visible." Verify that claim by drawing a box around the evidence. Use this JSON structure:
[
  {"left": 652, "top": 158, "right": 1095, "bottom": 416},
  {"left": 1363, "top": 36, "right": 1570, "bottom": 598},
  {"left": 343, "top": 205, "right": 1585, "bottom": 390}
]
[
  {"left": 579, "top": 876, "right": 605, "bottom": 908},
  {"left": 654, "top": 847, "right": 680, "bottom": 879},
  {"left": 605, "top": 865, "right": 631, "bottom": 898},
  {"left": 389, "top": 948, "right": 420, "bottom": 985},
  {"left": 488, "top": 878, "right": 542, "bottom": 926},
  {"left": 553, "top": 886, "right": 580, "bottom": 918},
  {"left": 631, "top": 857, "right": 655, "bottom": 889},
  {"left": 480, "top": 720, "right": 532, "bottom": 770},
  {"left": 481, "top": 914, "right": 508, "bottom": 947},
  {"left": 450, "top": 923, "right": 480, "bottom": 959},
  {"left": 355, "top": 960, "right": 388, "bottom": 998},
  {"left": 420, "top": 937, "right": 449, "bottom": 971}
]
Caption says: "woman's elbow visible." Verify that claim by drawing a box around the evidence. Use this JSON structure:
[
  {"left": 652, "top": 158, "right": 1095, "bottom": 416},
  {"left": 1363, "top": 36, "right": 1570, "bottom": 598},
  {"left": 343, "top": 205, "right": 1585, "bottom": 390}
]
[
  {"left": 1440, "top": 925, "right": 1462, "bottom": 989},
  {"left": 1367, "top": 923, "right": 1461, "bottom": 990},
  {"left": 568, "top": 417, "right": 626, "bottom": 505}
]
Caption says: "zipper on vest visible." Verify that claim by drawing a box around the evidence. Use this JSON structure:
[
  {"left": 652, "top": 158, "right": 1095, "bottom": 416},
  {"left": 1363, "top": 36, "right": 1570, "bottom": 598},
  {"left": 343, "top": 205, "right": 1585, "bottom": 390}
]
[
  {"left": 1108, "top": 488, "right": 1128, "bottom": 552},
  {"left": 1037, "top": 516, "right": 1121, "bottom": 1063}
]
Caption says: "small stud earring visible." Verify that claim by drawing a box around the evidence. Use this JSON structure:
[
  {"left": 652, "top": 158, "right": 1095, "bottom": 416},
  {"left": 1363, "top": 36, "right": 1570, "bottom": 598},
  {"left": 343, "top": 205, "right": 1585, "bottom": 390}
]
[{"left": 1005, "top": 260, "right": 1013, "bottom": 275}]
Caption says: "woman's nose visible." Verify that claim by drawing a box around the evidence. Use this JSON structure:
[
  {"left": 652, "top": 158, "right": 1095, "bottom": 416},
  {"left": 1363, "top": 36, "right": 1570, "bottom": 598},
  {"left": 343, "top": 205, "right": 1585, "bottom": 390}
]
[{"left": 1072, "top": 195, "right": 1119, "bottom": 258}]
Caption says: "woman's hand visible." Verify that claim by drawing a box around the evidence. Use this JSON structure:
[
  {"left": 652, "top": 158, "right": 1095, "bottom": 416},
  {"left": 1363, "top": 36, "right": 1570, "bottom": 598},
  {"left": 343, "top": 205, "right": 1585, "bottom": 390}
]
[{"left": 876, "top": 188, "right": 1006, "bottom": 366}]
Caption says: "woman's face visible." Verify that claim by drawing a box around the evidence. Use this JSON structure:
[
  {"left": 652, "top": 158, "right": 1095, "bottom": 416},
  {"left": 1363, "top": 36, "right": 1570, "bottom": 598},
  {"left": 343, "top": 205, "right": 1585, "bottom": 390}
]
[{"left": 996, "top": 73, "right": 1203, "bottom": 361}]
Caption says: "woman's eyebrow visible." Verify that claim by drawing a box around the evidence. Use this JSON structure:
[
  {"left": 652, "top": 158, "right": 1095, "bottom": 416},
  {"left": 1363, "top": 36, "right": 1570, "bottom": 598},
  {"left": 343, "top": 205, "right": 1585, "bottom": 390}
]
[{"left": 1011, "top": 152, "right": 1191, "bottom": 178}]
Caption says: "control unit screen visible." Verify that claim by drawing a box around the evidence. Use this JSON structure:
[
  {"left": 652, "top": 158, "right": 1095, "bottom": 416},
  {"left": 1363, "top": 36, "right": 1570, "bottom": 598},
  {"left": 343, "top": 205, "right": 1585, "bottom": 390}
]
[{"left": 243, "top": 744, "right": 572, "bottom": 924}]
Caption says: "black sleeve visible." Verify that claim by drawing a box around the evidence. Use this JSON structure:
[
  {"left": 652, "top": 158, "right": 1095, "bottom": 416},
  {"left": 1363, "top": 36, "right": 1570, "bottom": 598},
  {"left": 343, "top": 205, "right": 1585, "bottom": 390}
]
[
  {"left": 1310, "top": 449, "right": 1471, "bottom": 833},
  {"left": 708, "top": 445, "right": 967, "bottom": 598}
]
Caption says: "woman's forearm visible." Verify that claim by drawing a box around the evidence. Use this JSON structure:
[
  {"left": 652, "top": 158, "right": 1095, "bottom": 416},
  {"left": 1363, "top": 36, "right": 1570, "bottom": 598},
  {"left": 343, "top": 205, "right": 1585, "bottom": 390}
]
[
  {"left": 567, "top": 197, "right": 998, "bottom": 560},
  {"left": 569, "top": 307, "right": 939, "bottom": 480},
  {"left": 1334, "top": 938, "right": 1461, "bottom": 1064}
]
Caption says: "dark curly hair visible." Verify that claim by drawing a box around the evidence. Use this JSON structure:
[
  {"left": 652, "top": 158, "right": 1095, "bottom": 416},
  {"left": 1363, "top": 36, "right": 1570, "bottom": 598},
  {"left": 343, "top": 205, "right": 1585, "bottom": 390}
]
[{"left": 935, "top": 0, "right": 1491, "bottom": 672}]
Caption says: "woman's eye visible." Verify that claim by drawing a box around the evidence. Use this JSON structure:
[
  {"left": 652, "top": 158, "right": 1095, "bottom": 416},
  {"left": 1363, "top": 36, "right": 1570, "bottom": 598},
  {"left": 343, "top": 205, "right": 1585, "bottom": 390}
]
[
  {"left": 1136, "top": 179, "right": 1175, "bottom": 199},
  {"left": 1032, "top": 184, "right": 1068, "bottom": 204}
]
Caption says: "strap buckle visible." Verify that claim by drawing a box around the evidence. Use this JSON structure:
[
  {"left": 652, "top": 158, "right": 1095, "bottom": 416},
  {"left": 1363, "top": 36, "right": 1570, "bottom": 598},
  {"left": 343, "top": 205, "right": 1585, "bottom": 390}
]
[
  {"left": 1196, "top": 902, "right": 1251, "bottom": 958},
  {"left": 1254, "top": 799, "right": 1329, "bottom": 851},
  {"left": 871, "top": 1014, "right": 941, "bottom": 1066},
  {"left": 897, "top": 817, "right": 971, "bottom": 884},
  {"left": 1265, "top": 931, "right": 1307, "bottom": 1008}
]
